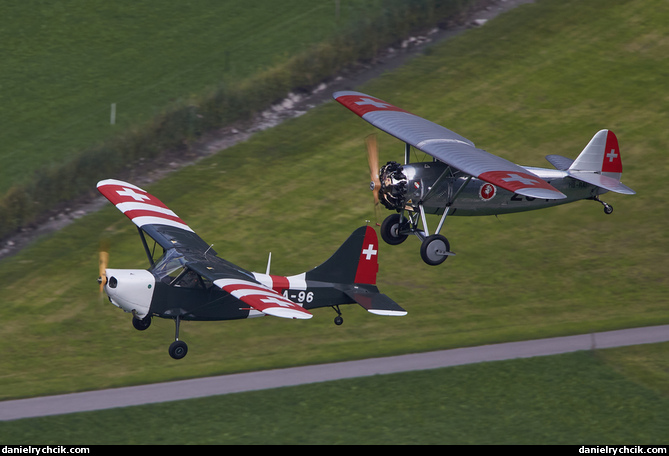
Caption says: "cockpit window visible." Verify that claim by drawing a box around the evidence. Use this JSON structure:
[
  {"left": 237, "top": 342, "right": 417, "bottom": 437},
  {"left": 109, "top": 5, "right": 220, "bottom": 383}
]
[
  {"left": 149, "top": 249, "right": 212, "bottom": 289},
  {"left": 172, "top": 269, "right": 212, "bottom": 289},
  {"left": 150, "top": 249, "right": 187, "bottom": 282}
]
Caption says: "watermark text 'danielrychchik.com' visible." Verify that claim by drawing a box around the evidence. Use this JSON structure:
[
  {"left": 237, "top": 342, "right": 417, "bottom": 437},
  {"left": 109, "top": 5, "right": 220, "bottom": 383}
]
[
  {"left": 2, "top": 447, "right": 90, "bottom": 455},
  {"left": 580, "top": 446, "right": 667, "bottom": 455}
]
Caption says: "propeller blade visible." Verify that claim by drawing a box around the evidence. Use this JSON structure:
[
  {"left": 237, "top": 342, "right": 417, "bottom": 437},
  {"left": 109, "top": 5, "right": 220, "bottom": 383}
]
[
  {"left": 98, "top": 248, "right": 109, "bottom": 294},
  {"left": 365, "top": 134, "right": 382, "bottom": 225}
]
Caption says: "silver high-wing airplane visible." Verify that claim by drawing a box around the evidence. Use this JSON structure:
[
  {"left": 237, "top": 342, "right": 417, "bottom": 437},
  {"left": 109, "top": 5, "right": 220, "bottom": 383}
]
[{"left": 334, "top": 91, "right": 635, "bottom": 265}]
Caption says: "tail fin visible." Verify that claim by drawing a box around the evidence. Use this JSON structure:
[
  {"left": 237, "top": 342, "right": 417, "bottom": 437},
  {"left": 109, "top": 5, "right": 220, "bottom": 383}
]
[
  {"left": 567, "top": 130, "right": 635, "bottom": 195},
  {"left": 264, "top": 226, "right": 407, "bottom": 317},
  {"left": 570, "top": 130, "right": 622, "bottom": 176},
  {"left": 305, "top": 225, "right": 379, "bottom": 285}
]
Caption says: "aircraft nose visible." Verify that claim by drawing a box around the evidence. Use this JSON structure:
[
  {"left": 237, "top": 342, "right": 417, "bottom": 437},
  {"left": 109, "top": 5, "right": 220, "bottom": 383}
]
[{"left": 102, "top": 269, "right": 155, "bottom": 318}]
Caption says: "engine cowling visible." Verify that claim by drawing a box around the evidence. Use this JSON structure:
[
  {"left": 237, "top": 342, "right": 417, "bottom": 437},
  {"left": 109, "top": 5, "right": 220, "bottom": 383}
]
[{"left": 379, "top": 161, "right": 408, "bottom": 211}]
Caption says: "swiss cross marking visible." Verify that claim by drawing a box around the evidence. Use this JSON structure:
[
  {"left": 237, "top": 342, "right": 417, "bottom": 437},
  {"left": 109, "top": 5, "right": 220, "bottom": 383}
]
[
  {"left": 362, "top": 244, "right": 378, "bottom": 260},
  {"left": 606, "top": 148, "right": 618, "bottom": 162},
  {"left": 355, "top": 98, "right": 390, "bottom": 109},
  {"left": 117, "top": 187, "right": 150, "bottom": 202},
  {"left": 501, "top": 173, "right": 538, "bottom": 186}
]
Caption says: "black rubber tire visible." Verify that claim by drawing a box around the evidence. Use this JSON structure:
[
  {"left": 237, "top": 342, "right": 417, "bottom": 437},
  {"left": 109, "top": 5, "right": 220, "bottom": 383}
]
[
  {"left": 420, "top": 234, "right": 450, "bottom": 266},
  {"left": 132, "top": 316, "right": 151, "bottom": 331},
  {"left": 380, "top": 213, "right": 409, "bottom": 245},
  {"left": 168, "top": 340, "right": 188, "bottom": 360}
]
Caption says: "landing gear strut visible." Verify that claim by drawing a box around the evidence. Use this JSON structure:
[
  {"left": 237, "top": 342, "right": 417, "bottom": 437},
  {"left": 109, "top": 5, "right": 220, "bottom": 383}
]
[
  {"left": 593, "top": 195, "right": 613, "bottom": 214},
  {"left": 380, "top": 208, "right": 455, "bottom": 266},
  {"left": 168, "top": 315, "right": 188, "bottom": 360}
]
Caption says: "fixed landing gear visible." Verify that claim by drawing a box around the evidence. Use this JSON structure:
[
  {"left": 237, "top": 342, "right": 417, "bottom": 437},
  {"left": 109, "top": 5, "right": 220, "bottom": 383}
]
[
  {"left": 132, "top": 314, "right": 152, "bottom": 331},
  {"left": 131, "top": 313, "right": 188, "bottom": 359},
  {"left": 168, "top": 315, "right": 188, "bottom": 360},
  {"left": 332, "top": 305, "right": 344, "bottom": 326},
  {"left": 380, "top": 214, "right": 409, "bottom": 245},
  {"left": 380, "top": 210, "right": 454, "bottom": 266},
  {"left": 420, "top": 234, "right": 451, "bottom": 266},
  {"left": 593, "top": 195, "right": 614, "bottom": 214}
]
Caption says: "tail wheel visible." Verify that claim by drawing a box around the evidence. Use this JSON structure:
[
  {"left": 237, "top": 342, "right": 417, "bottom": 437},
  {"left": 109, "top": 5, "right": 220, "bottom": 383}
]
[
  {"left": 380, "top": 214, "right": 409, "bottom": 245},
  {"left": 420, "top": 234, "right": 450, "bottom": 266}
]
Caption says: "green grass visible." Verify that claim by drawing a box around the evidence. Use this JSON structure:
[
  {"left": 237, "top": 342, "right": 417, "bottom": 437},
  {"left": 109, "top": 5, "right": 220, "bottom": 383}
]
[
  {"left": 2, "top": 345, "right": 668, "bottom": 444},
  {"left": 0, "top": 0, "right": 398, "bottom": 194},
  {"left": 0, "top": 0, "right": 668, "bottom": 438}
]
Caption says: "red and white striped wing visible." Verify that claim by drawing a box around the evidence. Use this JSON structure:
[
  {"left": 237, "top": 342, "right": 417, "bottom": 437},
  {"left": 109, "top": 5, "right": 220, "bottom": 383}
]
[
  {"left": 214, "top": 278, "right": 313, "bottom": 320},
  {"left": 97, "top": 179, "right": 193, "bottom": 232}
]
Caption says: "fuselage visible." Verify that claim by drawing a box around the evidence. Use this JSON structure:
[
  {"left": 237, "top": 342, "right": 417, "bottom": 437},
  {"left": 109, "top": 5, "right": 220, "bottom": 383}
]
[
  {"left": 388, "top": 161, "right": 605, "bottom": 216},
  {"left": 104, "top": 268, "right": 356, "bottom": 322}
]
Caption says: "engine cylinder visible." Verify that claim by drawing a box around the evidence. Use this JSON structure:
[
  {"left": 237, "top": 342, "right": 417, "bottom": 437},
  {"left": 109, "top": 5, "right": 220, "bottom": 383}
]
[{"left": 379, "top": 161, "right": 408, "bottom": 211}]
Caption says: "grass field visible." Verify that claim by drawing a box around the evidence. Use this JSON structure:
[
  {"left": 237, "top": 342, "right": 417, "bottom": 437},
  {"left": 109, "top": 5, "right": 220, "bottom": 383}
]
[
  {"left": 1, "top": 0, "right": 668, "bottom": 443},
  {"left": 0, "top": 0, "right": 402, "bottom": 195},
  {"left": 2, "top": 345, "right": 668, "bottom": 444}
]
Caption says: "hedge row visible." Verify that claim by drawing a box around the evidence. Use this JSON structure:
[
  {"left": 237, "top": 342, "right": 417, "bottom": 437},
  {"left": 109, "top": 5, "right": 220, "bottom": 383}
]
[{"left": 0, "top": 0, "right": 477, "bottom": 241}]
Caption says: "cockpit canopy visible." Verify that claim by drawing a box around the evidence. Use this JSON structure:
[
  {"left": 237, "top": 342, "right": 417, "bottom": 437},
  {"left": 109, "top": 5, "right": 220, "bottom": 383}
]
[{"left": 149, "top": 249, "right": 212, "bottom": 289}]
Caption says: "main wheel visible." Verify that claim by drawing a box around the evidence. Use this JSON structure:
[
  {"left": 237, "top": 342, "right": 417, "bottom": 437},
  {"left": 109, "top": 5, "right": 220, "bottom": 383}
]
[
  {"left": 132, "top": 316, "right": 151, "bottom": 331},
  {"left": 334, "top": 315, "right": 344, "bottom": 326},
  {"left": 168, "top": 340, "right": 188, "bottom": 360},
  {"left": 380, "top": 214, "right": 409, "bottom": 245},
  {"left": 420, "top": 234, "right": 450, "bottom": 266}
]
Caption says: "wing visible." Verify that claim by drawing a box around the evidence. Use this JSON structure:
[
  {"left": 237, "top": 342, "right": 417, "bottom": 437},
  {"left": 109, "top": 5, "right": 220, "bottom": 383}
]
[
  {"left": 212, "top": 278, "right": 313, "bottom": 320},
  {"left": 333, "top": 91, "right": 566, "bottom": 200},
  {"left": 97, "top": 179, "right": 212, "bottom": 253},
  {"left": 98, "top": 179, "right": 312, "bottom": 320},
  {"left": 97, "top": 179, "right": 193, "bottom": 232}
]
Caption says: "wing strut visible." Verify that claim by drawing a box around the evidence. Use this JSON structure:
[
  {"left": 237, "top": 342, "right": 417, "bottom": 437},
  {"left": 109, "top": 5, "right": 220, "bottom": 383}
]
[
  {"left": 435, "top": 175, "right": 472, "bottom": 235},
  {"left": 137, "top": 227, "right": 156, "bottom": 266}
]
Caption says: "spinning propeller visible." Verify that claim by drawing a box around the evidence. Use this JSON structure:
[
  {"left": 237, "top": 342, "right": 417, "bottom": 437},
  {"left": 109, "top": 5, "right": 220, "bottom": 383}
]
[
  {"left": 98, "top": 243, "right": 109, "bottom": 294},
  {"left": 366, "top": 134, "right": 381, "bottom": 224}
]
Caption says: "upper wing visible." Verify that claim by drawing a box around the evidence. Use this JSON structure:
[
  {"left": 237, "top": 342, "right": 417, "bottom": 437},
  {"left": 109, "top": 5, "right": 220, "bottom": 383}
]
[
  {"left": 97, "top": 179, "right": 213, "bottom": 253},
  {"left": 333, "top": 91, "right": 566, "bottom": 200},
  {"left": 97, "top": 179, "right": 193, "bottom": 232}
]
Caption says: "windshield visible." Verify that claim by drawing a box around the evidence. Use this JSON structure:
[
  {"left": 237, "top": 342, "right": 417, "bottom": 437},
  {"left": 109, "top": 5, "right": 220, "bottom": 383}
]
[{"left": 149, "top": 249, "right": 187, "bottom": 282}]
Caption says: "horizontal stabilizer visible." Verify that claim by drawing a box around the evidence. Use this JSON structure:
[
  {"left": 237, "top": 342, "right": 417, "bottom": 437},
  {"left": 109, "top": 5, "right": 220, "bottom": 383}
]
[
  {"left": 342, "top": 286, "right": 407, "bottom": 316},
  {"left": 568, "top": 171, "right": 636, "bottom": 195},
  {"left": 546, "top": 154, "right": 574, "bottom": 171}
]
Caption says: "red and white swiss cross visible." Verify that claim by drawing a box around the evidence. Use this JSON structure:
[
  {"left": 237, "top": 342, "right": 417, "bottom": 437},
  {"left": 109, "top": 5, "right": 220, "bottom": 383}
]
[{"left": 334, "top": 92, "right": 408, "bottom": 117}]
